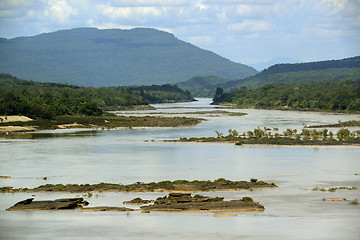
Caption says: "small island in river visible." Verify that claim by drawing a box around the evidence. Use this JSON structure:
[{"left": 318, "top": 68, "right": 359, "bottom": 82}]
[
  {"left": 140, "top": 193, "right": 264, "bottom": 212},
  {"left": 165, "top": 127, "right": 360, "bottom": 146},
  {"left": 0, "top": 178, "right": 277, "bottom": 193}
]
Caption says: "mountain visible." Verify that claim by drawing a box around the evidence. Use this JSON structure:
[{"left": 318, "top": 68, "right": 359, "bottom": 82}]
[
  {"left": 221, "top": 56, "right": 360, "bottom": 90},
  {"left": 0, "top": 27, "right": 257, "bottom": 87}
]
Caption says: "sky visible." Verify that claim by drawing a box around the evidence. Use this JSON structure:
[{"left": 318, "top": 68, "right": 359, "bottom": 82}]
[{"left": 0, "top": 0, "right": 359, "bottom": 68}]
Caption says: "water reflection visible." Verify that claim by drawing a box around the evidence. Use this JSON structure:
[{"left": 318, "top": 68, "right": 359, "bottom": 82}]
[{"left": 29, "top": 130, "right": 99, "bottom": 139}]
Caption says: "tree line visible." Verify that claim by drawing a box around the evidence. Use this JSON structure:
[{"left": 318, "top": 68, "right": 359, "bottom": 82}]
[
  {"left": 0, "top": 74, "right": 194, "bottom": 119},
  {"left": 212, "top": 80, "right": 360, "bottom": 113}
]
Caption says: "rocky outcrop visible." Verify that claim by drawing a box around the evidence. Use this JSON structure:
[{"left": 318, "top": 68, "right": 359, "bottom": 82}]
[
  {"left": 123, "top": 197, "right": 153, "bottom": 205},
  {"left": 0, "top": 178, "right": 276, "bottom": 193},
  {"left": 6, "top": 198, "right": 88, "bottom": 211},
  {"left": 80, "top": 207, "right": 135, "bottom": 212},
  {"left": 140, "top": 193, "right": 264, "bottom": 212}
]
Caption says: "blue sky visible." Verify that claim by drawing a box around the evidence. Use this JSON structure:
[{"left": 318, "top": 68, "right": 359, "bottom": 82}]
[{"left": 0, "top": 0, "right": 359, "bottom": 67}]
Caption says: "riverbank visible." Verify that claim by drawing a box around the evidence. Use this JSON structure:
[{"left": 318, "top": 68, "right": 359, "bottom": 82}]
[{"left": 0, "top": 115, "right": 204, "bottom": 135}]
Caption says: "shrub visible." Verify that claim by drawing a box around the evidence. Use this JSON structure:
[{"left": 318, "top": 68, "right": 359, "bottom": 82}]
[
  {"left": 213, "top": 197, "right": 224, "bottom": 202},
  {"left": 349, "top": 199, "right": 358, "bottom": 205},
  {"left": 194, "top": 194, "right": 205, "bottom": 199},
  {"left": 250, "top": 178, "right": 258, "bottom": 183},
  {"left": 241, "top": 197, "right": 254, "bottom": 202}
]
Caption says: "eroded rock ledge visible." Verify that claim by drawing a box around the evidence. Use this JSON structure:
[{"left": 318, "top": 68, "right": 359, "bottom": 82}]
[
  {"left": 6, "top": 193, "right": 264, "bottom": 212},
  {"left": 6, "top": 198, "right": 88, "bottom": 211},
  {"left": 0, "top": 178, "right": 277, "bottom": 193},
  {"left": 140, "top": 193, "right": 264, "bottom": 212}
]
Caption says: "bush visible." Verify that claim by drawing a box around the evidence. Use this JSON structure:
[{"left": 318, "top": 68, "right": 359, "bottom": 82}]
[
  {"left": 194, "top": 194, "right": 205, "bottom": 199},
  {"left": 213, "top": 197, "right": 224, "bottom": 202},
  {"left": 241, "top": 197, "right": 254, "bottom": 202}
]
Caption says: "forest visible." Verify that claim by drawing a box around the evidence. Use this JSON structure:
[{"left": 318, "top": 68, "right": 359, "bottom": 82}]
[
  {"left": 212, "top": 80, "right": 360, "bottom": 113},
  {"left": 116, "top": 84, "right": 194, "bottom": 103},
  {"left": 0, "top": 74, "right": 194, "bottom": 119}
]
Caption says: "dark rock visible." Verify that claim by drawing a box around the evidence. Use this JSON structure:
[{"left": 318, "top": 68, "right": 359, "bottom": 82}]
[
  {"left": 141, "top": 193, "right": 264, "bottom": 212},
  {"left": 80, "top": 207, "right": 136, "bottom": 212},
  {"left": 123, "top": 197, "right": 153, "bottom": 205},
  {"left": 6, "top": 198, "right": 87, "bottom": 211},
  {"left": 14, "top": 198, "right": 34, "bottom": 206},
  {"left": 169, "top": 193, "right": 191, "bottom": 197}
]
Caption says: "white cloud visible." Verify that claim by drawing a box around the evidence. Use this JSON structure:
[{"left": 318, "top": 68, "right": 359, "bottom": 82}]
[
  {"left": 228, "top": 20, "right": 273, "bottom": 32},
  {"left": 196, "top": 1, "right": 210, "bottom": 10},
  {"left": 45, "top": 0, "right": 78, "bottom": 24},
  {"left": 321, "top": 0, "right": 347, "bottom": 13},
  {"left": 110, "top": 0, "right": 187, "bottom": 6},
  {"left": 98, "top": 5, "right": 163, "bottom": 19}
]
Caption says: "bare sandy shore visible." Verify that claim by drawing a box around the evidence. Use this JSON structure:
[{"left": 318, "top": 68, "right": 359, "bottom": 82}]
[
  {"left": 0, "top": 126, "right": 36, "bottom": 133},
  {"left": 0, "top": 116, "right": 33, "bottom": 123},
  {"left": 0, "top": 116, "right": 36, "bottom": 133}
]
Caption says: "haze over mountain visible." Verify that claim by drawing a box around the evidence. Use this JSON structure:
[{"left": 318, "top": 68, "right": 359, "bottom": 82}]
[
  {"left": 0, "top": 27, "right": 257, "bottom": 87},
  {"left": 250, "top": 57, "right": 301, "bottom": 71}
]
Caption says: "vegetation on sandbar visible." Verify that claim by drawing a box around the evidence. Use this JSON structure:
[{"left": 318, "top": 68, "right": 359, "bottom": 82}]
[
  {"left": 313, "top": 186, "right": 358, "bottom": 192},
  {"left": 306, "top": 120, "right": 360, "bottom": 128},
  {"left": 171, "top": 127, "right": 360, "bottom": 145},
  {"left": 0, "top": 178, "right": 277, "bottom": 193}
]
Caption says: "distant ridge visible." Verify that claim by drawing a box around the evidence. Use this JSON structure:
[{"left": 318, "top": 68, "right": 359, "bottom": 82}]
[
  {"left": 250, "top": 56, "right": 301, "bottom": 71},
  {"left": 0, "top": 27, "right": 257, "bottom": 87},
  {"left": 220, "top": 56, "right": 360, "bottom": 90},
  {"left": 177, "top": 56, "right": 360, "bottom": 97}
]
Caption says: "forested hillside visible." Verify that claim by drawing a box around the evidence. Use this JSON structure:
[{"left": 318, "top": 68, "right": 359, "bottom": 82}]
[
  {"left": 0, "top": 74, "right": 194, "bottom": 119},
  {"left": 212, "top": 80, "right": 360, "bottom": 113},
  {"left": 177, "top": 75, "right": 233, "bottom": 97},
  {"left": 223, "top": 56, "right": 360, "bottom": 90},
  {"left": 176, "top": 56, "right": 360, "bottom": 96},
  {"left": 0, "top": 28, "right": 257, "bottom": 87}
]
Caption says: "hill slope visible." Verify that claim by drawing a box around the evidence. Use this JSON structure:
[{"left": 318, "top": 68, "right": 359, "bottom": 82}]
[
  {"left": 176, "top": 56, "right": 360, "bottom": 96},
  {"left": 223, "top": 56, "right": 360, "bottom": 90},
  {"left": 0, "top": 28, "right": 257, "bottom": 87}
]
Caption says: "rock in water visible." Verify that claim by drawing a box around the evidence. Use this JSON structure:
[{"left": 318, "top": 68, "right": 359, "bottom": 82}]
[
  {"left": 6, "top": 198, "right": 88, "bottom": 211},
  {"left": 80, "top": 207, "right": 136, "bottom": 212},
  {"left": 140, "top": 193, "right": 265, "bottom": 212}
]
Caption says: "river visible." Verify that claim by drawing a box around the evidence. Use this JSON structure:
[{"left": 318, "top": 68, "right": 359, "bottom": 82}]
[{"left": 0, "top": 98, "right": 359, "bottom": 239}]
